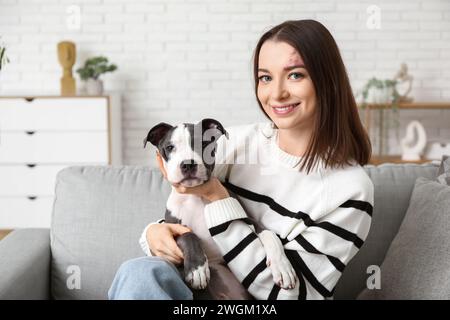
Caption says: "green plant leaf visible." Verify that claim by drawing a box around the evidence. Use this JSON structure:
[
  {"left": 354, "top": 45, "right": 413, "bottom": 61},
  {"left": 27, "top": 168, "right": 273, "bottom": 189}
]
[{"left": 76, "top": 56, "right": 117, "bottom": 80}]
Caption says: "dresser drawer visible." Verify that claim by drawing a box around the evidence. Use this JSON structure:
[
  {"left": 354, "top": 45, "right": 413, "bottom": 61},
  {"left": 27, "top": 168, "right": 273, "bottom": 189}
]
[
  {"left": 0, "top": 97, "right": 108, "bottom": 131},
  {"left": 0, "top": 165, "right": 68, "bottom": 196},
  {"left": 0, "top": 132, "right": 109, "bottom": 163},
  {"left": 0, "top": 196, "right": 54, "bottom": 228}
]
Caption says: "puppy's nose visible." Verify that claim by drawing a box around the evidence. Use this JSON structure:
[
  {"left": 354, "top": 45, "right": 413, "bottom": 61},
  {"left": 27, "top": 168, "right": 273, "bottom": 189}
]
[{"left": 180, "top": 160, "right": 198, "bottom": 175}]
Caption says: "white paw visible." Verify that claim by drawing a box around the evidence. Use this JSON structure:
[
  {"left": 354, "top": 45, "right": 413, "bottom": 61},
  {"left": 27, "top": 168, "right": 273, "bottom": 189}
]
[
  {"left": 185, "top": 258, "right": 210, "bottom": 290},
  {"left": 267, "top": 254, "right": 297, "bottom": 290}
]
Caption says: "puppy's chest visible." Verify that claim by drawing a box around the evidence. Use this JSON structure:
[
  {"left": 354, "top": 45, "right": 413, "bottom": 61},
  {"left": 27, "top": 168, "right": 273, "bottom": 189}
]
[
  {"left": 167, "top": 193, "right": 223, "bottom": 263},
  {"left": 168, "top": 195, "right": 206, "bottom": 228}
]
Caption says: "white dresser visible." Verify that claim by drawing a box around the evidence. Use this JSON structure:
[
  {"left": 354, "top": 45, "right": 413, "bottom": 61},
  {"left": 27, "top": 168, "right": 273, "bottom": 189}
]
[{"left": 0, "top": 96, "right": 122, "bottom": 229}]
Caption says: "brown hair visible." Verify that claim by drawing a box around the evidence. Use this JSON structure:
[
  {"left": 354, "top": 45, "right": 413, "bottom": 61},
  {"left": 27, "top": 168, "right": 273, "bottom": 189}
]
[{"left": 253, "top": 20, "right": 371, "bottom": 173}]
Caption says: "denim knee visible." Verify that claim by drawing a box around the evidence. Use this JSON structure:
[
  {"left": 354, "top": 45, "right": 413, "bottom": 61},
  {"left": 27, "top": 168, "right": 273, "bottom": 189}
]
[{"left": 108, "top": 256, "right": 193, "bottom": 300}]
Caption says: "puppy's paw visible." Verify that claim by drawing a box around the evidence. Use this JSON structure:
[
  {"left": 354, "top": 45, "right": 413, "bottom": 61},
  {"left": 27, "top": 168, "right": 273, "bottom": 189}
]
[
  {"left": 185, "top": 257, "right": 210, "bottom": 290},
  {"left": 266, "top": 255, "right": 297, "bottom": 290},
  {"left": 258, "top": 230, "right": 298, "bottom": 290}
]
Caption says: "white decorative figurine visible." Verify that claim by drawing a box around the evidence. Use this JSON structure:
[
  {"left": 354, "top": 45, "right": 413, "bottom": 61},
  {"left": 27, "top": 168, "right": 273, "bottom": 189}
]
[
  {"left": 393, "top": 63, "right": 414, "bottom": 103},
  {"left": 401, "top": 120, "right": 427, "bottom": 161}
]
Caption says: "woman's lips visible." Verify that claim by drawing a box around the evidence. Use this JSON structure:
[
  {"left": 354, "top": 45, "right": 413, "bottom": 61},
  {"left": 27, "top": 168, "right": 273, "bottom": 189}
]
[{"left": 271, "top": 103, "right": 300, "bottom": 115}]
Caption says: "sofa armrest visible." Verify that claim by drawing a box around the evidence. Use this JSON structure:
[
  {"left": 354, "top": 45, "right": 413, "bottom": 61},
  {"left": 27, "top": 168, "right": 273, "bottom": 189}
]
[{"left": 0, "top": 228, "right": 51, "bottom": 299}]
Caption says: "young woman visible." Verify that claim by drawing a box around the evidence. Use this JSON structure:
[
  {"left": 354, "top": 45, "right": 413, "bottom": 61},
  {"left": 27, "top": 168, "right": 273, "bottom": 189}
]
[{"left": 108, "top": 19, "right": 374, "bottom": 300}]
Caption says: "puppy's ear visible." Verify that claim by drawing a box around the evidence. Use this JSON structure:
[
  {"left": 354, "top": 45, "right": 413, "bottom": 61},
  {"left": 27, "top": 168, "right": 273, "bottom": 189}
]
[
  {"left": 201, "top": 118, "right": 229, "bottom": 140},
  {"left": 143, "top": 122, "right": 173, "bottom": 148}
]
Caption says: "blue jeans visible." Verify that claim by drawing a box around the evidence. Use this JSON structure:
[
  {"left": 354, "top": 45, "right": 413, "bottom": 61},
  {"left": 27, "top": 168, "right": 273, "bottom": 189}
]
[{"left": 108, "top": 256, "right": 194, "bottom": 300}]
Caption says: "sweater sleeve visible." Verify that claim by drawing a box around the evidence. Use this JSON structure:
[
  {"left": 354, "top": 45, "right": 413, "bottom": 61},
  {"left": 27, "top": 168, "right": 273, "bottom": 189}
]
[
  {"left": 139, "top": 219, "right": 165, "bottom": 256},
  {"left": 204, "top": 182, "right": 373, "bottom": 300}
]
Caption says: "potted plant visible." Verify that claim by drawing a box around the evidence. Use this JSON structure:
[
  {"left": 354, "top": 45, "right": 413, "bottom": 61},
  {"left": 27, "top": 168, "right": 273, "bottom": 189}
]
[
  {"left": 359, "top": 77, "right": 401, "bottom": 157},
  {"left": 76, "top": 56, "right": 117, "bottom": 95},
  {"left": 0, "top": 37, "right": 10, "bottom": 72},
  {"left": 361, "top": 77, "right": 400, "bottom": 106}
]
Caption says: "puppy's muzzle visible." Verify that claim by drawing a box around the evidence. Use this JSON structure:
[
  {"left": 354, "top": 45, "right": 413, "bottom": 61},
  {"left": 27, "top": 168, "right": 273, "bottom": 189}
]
[{"left": 180, "top": 159, "right": 198, "bottom": 176}]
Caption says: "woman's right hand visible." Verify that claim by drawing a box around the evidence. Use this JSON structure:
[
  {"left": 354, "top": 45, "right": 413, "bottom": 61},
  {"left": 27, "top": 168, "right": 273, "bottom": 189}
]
[{"left": 146, "top": 223, "right": 191, "bottom": 265}]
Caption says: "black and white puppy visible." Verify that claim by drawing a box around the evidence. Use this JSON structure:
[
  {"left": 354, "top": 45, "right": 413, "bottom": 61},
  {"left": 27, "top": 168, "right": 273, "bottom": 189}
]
[{"left": 144, "top": 118, "right": 297, "bottom": 299}]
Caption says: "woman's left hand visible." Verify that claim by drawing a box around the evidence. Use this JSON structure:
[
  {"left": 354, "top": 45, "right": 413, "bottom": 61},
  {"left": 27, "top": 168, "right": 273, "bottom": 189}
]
[{"left": 172, "top": 177, "right": 230, "bottom": 203}]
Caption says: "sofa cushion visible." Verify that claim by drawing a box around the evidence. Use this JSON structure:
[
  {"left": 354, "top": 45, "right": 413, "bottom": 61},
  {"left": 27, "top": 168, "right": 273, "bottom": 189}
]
[
  {"left": 50, "top": 166, "right": 170, "bottom": 299},
  {"left": 334, "top": 163, "right": 438, "bottom": 299},
  {"left": 358, "top": 177, "right": 450, "bottom": 299}
]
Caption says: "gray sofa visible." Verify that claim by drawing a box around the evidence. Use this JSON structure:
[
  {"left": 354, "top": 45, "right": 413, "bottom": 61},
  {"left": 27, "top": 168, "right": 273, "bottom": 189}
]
[{"left": 0, "top": 163, "right": 439, "bottom": 300}]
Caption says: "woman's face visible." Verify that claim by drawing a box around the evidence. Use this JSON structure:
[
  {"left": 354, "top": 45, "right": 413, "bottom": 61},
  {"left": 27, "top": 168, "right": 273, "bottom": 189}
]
[{"left": 257, "top": 40, "right": 317, "bottom": 133}]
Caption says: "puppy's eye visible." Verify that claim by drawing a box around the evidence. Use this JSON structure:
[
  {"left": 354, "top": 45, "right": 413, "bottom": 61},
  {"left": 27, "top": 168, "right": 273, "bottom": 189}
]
[{"left": 166, "top": 145, "right": 174, "bottom": 152}]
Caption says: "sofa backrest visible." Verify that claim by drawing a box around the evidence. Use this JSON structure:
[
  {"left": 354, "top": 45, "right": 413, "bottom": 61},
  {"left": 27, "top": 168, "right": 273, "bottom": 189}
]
[
  {"left": 50, "top": 166, "right": 171, "bottom": 299},
  {"left": 50, "top": 163, "right": 438, "bottom": 300}
]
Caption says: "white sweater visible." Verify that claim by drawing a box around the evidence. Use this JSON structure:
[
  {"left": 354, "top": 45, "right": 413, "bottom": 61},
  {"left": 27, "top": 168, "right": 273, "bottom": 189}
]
[{"left": 140, "top": 122, "right": 374, "bottom": 300}]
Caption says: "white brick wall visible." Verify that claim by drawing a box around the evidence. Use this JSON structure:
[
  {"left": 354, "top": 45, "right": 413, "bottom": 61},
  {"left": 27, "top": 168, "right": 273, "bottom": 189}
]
[{"left": 1, "top": 0, "right": 450, "bottom": 164}]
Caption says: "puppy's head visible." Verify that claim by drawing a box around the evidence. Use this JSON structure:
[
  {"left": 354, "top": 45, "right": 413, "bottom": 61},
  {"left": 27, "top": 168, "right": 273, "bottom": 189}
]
[{"left": 144, "top": 118, "right": 228, "bottom": 187}]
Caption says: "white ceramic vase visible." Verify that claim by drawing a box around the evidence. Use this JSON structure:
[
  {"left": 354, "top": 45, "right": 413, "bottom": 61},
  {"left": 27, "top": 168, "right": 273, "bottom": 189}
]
[
  {"left": 86, "top": 79, "right": 104, "bottom": 96},
  {"left": 366, "top": 86, "right": 394, "bottom": 104}
]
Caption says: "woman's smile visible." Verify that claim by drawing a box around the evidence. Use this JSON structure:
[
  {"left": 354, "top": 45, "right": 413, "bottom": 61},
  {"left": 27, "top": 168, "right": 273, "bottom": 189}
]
[{"left": 271, "top": 102, "right": 300, "bottom": 115}]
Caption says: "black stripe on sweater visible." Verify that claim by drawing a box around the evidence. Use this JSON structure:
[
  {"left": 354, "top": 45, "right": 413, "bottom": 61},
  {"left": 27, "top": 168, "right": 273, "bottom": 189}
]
[
  {"left": 319, "top": 222, "right": 364, "bottom": 248},
  {"left": 340, "top": 199, "right": 373, "bottom": 217},
  {"left": 283, "top": 250, "right": 307, "bottom": 300},
  {"left": 242, "top": 258, "right": 267, "bottom": 289},
  {"left": 280, "top": 236, "right": 346, "bottom": 273},
  {"left": 223, "top": 232, "right": 258, "bottom": 263},
  {"left": 223, "top": 181, "right": 366, "bottom": 249},
  {"left": 293, "top": 234, "right": 346, "bottom": 273},
  {"left": 267, "top": 284, "right": 281, "bottom": 300},
  {"left": 297, "top": 270, "right": 307, "bottom": 300},
  {"left": 285, "top": 250, "right": 333, "bottom": 298},
  {"left": 208, "top": 217, "right": 255, "bottom": 237},
  {"left": 224, "top": 180, "right": 310, "bottom": 221}
]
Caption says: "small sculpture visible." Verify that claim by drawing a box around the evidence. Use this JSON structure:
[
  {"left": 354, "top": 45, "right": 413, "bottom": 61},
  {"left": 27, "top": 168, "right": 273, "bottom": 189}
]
[
  {"left": 393, "top": 63, "right": 414, "bottom": 103},
  {"left": 401, "top": 120, "right": 427, "bottom": 161},
  {"left": 57, "top": 41, "right": 76, "bottom": 96}
]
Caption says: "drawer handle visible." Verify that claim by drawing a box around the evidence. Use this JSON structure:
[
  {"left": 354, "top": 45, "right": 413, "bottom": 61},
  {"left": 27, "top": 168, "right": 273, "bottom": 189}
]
[
  {"left": 24, "top": 97, "right": 35, "bottom": 102},
  {"left": 25, "top": 130, "right": 36, "bottom": 135},
  {"left": 26, "top": 163, "right": 37, "bottom": 168},
  {"left": 27, "top": 196, "right": 37, "bottom": 200}
]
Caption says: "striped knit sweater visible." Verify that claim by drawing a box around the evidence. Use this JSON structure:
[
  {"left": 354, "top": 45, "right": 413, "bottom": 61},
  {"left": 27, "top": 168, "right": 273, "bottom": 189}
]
[{"left": 140, "top": 122, "right": 374, "bottom": 300}]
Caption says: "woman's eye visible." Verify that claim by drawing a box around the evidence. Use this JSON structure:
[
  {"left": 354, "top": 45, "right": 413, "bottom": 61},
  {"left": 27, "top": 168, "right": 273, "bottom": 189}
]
[
  {"left": 258, "top": 75, "right": 271, "bottom": 83},
  {"left": 289, "top": 72, "right": 304, "bottom": 80}
]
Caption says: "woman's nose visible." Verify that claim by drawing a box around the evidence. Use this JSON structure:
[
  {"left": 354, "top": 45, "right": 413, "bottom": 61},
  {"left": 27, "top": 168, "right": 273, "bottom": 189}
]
[{"left": 272, "top": 80, "right": 289, "bottom": 100}]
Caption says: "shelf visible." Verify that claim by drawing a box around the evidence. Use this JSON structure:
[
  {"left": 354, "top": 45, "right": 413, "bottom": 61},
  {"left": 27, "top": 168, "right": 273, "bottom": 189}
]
[
  {"left": 0, "top": 95, "right": 109, "bottom": 99},
  {"left": 359, "top": 102, "right": 450, "bottom": 110},
  {"left": 0, "top": 229, "right": 13, "bottom": 241},
  {"left": 369, "top": 155, "right": 434, "bottom": 165}
]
